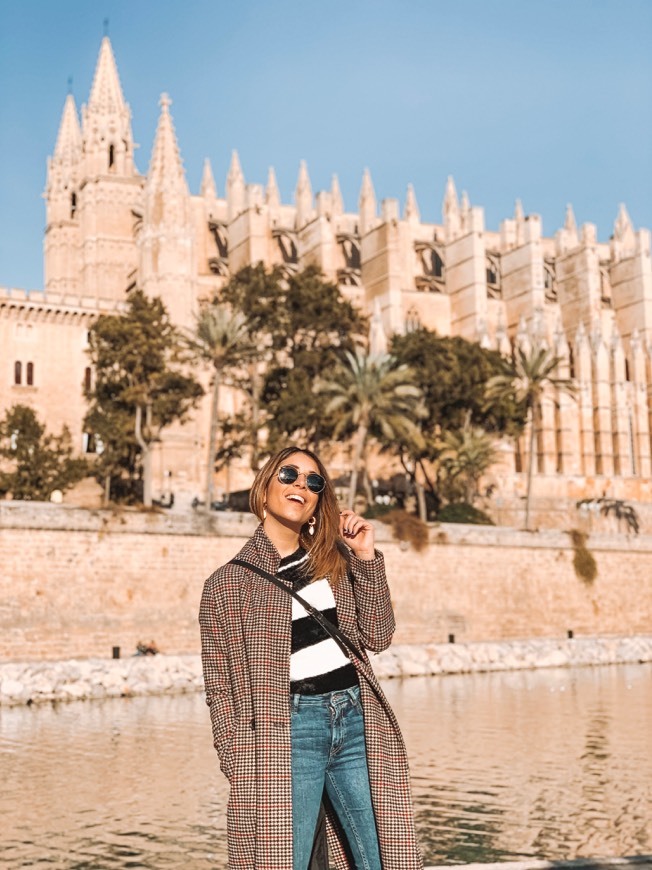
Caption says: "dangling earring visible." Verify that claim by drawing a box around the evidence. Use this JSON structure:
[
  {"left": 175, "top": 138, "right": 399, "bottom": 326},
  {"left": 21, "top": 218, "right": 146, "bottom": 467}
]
[
  {"left": 308, "top": 516, "right": 316, "bottom": 536},
  {"left": 263, "top": 503, "right": 267, "bottom": 520}
]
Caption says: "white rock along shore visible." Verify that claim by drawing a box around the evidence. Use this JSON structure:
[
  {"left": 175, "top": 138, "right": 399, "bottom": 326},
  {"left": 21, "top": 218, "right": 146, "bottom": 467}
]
[{"left": 1, "top": 635, "right": 651, "bottom": 707}]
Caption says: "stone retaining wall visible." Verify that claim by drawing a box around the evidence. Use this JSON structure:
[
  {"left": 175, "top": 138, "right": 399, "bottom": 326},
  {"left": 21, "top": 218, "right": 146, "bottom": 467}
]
[
  {"left": 2, "top": 635, "right": 651, "bottom": 707},
  {"left": 1, "top": 502, "right": 652, "bottom": 662}
]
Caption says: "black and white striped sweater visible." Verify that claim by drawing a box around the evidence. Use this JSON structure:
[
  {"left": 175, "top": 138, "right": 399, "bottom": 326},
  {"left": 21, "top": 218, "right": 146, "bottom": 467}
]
[{"left": 277, "top": 548, "right": 358, "bottom": 695}]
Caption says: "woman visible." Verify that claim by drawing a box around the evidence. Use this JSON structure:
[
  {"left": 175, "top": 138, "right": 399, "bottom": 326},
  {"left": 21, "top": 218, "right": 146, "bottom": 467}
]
[{"left": 199, "top": 446, "right": 423, "bottom": 869}]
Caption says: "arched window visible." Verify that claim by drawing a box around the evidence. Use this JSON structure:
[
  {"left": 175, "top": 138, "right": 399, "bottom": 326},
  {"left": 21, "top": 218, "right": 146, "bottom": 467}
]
[
  {"left": 14, "top": 361, "right": 22, "bottom": 385},
  {"left": 26, "top": 362, "right": 34, "bottom": 386},
  {"left": 108, "top": 144, "right": 115, "bottom": 169},
  {"left": 83, "top": 432, "right": 97, "bottom": 454}
]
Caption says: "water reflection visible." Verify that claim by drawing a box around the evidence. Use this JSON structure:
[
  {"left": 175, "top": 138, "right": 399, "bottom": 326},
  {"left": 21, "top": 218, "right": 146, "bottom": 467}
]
[
  {"left": 1, "top": 663, "right": 650, "bottom": 868},
  {"left": 384, "top": 664, "right": 652, "bottom": 864}
]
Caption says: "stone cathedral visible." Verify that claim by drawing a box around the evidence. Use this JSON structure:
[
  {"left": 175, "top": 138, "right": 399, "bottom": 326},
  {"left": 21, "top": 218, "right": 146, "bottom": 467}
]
[{"left": 1, "top": 37, "right": 651, "bottom": 507}]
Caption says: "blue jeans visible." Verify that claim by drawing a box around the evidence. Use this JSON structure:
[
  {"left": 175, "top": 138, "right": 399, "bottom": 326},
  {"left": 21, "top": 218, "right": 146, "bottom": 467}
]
[{"left": 291, "top": 685, "right": 382, "bottom": 870}]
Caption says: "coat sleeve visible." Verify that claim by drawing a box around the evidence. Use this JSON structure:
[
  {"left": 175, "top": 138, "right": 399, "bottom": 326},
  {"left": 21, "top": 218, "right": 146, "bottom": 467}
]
[
  {"left": 348, "top": 549, "right": 396, "bottom": 653},
  {"left": 198, "top": 577, "right": 235, "bottom": 773}
]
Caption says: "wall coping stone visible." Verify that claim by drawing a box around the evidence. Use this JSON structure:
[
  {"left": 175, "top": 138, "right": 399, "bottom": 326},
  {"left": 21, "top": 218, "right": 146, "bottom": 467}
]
[{"left": 1, "top": 502, "right": 650, "bottom": 552}]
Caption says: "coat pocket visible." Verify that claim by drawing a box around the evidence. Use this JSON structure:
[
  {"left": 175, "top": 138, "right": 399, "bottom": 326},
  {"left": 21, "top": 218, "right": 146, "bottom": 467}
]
[{"left": 222, "top": 716, "right": 256, "bottom": 782}]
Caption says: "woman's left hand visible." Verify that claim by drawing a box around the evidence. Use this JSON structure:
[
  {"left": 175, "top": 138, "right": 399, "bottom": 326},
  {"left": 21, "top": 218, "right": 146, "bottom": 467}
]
[{"left": 339, "top": 510, "right": 376, "bottom": 560}]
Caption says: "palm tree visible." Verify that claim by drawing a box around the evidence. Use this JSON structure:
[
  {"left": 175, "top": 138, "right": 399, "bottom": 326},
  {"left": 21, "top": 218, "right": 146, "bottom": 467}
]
[
  {"left": 439, "top": 414, "right": 499, "bottom": 505},
  {"left": 486, "top": 346, "right": 576, "bottom": 530},
  {"left": 188, "top": 303, "right": 254, "bottom": 511},
  {"left": 577, "top": 497, "right": 640, "bottom": 535},
  {"left": 318, "top": 349, "right": 425, "bottom": 509}
]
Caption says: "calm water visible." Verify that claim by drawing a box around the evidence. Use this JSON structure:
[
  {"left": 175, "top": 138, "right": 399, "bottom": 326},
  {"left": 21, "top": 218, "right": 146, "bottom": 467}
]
[{"left": 1, "top": 663, "right": 651, "bottom": 869}]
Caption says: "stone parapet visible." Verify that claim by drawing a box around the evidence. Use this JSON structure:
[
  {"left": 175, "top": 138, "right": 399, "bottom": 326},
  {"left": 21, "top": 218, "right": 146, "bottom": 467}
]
[
  {"left": 2, "top": 636, "right": 650, "bottom": 707},
  {"left": 2, "top": 503, "right": 652, "bottom": 661},
  {"left": 1, "top": 501, "right": 651, "bottom": 547}
]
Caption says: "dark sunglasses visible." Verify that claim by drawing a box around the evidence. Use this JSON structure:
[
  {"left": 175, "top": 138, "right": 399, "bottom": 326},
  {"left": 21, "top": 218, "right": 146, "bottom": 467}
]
[{"left": 277, "top": 465, "right": 326, "bottom": 494}]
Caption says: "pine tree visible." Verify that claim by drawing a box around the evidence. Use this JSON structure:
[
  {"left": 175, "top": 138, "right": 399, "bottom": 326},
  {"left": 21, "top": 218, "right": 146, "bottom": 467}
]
[{"left": 0, "top": 405, "right": 87, "bottom": 500}]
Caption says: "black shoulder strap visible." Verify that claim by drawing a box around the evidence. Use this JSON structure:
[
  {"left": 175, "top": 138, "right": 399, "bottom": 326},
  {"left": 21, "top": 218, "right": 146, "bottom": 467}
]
[{"left": 230, "top": 558, "right": 364, "bottom": 661}]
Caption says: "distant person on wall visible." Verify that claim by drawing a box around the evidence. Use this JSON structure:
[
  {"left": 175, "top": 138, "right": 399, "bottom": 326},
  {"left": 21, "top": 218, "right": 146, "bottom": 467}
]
[{"left": 199, "top": 446, "right": 423, "bottom": 869}]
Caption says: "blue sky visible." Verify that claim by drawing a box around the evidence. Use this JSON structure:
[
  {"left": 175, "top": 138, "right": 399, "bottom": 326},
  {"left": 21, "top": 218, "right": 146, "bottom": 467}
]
[{"left": 1, "top": 0, "right": 650, "bottom": 292}]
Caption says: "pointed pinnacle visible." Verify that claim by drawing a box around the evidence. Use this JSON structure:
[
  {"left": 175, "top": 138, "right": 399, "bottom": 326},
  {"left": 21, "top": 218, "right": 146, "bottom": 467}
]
[
  {"left": 404, "top": 183, "right": 420, "bottom": 222},
  {"left": 201, "top": 158, "right": 217, "bottom": 198},
  {"left": 331, "top": 173, "right": 344, "bottom": 215},
  {"left": 228, "top": 149, "right": 244, "bottom": 183},
  {"left": 266, "top": 166, "right": 280, "bottom": 207}
]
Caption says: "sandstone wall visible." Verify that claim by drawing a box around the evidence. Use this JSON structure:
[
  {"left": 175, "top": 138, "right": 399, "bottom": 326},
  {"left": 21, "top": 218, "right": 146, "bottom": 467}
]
[{"left": 1, "top": 503, "right": 651, "bottom": 662}]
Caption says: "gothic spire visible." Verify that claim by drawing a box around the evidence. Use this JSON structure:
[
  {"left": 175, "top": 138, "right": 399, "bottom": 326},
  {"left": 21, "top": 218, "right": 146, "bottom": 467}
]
[
  {"left": 87, "top": 36, "right": 127, "bottom": 115},
  {"left": 226, "top": 150, "right": 245, "bottom": 221},
  {"left": 295, "top": 160, "right": 313, "bottom": 226},
  {"left": 227, "top": 150, "right": 244, "bottom": 186},
  {"left": 331, "top": 174, "right": 344, "bottom": 216},
  {"left": 144, "top": 94, "right": 190, "bottom": 226},
  {"left": 564, "top": 203, "right": 578, "bottom": 246},
  {"left": 46, "top": 92, "right": 83, "bottom": 225},
  {"left": 564, "top": 203, "right": 577, "bottom": 234},
  {"left": 53, "top": 93, "right": 82, "bottom": 167},
  {"left": 460, "top": 190, "right": 470, "bottom": 232},
  {"left": 200, "top": 158, "right": 217, "bottom": 199},
  {"left": 443, "top": 176, "right": 458, "bottom": 213},
  {"left": 404, "top": 183, "right": 420, "bottom": 223},
  {"left": 148, "top": 95, "right": 188, "bottom": 191},
  {"left": 359, "top": 168, "right": 377, "bottom": 234},
  {"left": 265, "top": 166, "right": 281, "bottom": 209},
  {"left": 614, "top": 203, "right": 634, "bottom": 240},
  {"left": 82, "top": 36, "right": 134, "bottom": 175},
  {"left": 443, "top": 176, "right": 460, "bottom": 240}
]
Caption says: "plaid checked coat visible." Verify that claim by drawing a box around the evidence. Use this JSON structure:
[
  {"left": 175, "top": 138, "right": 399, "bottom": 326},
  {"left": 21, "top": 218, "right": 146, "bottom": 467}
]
[{"left": 199, "top": 524, "right": 423, "bottom": 869}]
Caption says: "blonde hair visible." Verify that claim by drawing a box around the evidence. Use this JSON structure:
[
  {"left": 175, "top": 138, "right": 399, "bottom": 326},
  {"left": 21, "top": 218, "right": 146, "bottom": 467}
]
[{"left": 249, "top": 446, "right": 348, "bottom": 586}]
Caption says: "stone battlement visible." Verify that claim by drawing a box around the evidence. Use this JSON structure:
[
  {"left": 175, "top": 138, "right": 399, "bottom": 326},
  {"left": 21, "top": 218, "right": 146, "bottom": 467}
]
[{"left": 0, "top": 285, "right": 124, "bottom": 314}]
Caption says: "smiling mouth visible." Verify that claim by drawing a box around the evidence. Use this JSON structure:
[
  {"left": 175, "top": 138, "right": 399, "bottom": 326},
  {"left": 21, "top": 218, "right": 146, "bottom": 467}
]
[{"left": 286, "top": 495, "right": 305, "bottom": 504}]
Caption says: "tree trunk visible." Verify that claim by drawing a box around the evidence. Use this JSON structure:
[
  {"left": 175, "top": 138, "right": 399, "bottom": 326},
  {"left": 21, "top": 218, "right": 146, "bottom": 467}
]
[
  {"left": 362, "top": 467, "right": 374, "bottom": 507},
  {"left": 525, "top": 404, "right": 536, "bottom": 530},
  {"left": 416, "top": 481, "right": 427, "bottom": 522},
  {"left": 205, "top": 369, "right": 220, "bottom": 512},
  {"left": 417, "top": 458, "right": 440, "bottom": 516},
  {"left": 250, "top": 365, "right": 262, "bottom": 472},
  {"left": 135, "top": 402, "right": 153, "bottom": 508},
  {"left": 348, "top": 422, "right": 368, "bottom": 509}
]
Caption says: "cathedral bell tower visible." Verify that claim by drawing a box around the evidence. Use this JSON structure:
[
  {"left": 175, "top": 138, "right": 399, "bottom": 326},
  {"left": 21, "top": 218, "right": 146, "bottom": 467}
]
[
  {"left": 44, "top": 37, "right": 145, "bottom": 302},
  {"left": 44, "top": 92, "right": 83, "bottom": 294}
]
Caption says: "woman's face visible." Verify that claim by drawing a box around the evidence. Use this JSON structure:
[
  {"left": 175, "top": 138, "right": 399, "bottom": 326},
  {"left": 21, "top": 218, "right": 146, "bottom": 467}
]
[{"left": 264, "top": 452, "right": 320, "bottom": 530}]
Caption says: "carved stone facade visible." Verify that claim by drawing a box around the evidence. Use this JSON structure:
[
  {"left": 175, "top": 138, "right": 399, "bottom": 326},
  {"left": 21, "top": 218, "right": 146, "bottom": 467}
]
[{"left": 2, "top": 37, "right": 651, "bottom": 504}]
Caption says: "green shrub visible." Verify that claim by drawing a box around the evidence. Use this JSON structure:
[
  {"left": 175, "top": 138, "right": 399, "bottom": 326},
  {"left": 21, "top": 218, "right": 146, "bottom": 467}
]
[{"left": 437, "top": 503, "right": 495, "bottom": 525}]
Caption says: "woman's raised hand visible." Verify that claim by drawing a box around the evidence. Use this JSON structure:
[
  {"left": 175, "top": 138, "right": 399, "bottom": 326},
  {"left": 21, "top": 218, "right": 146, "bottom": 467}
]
[{"left": 339, "top": 509, "right": 375, "bottom": 560}]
